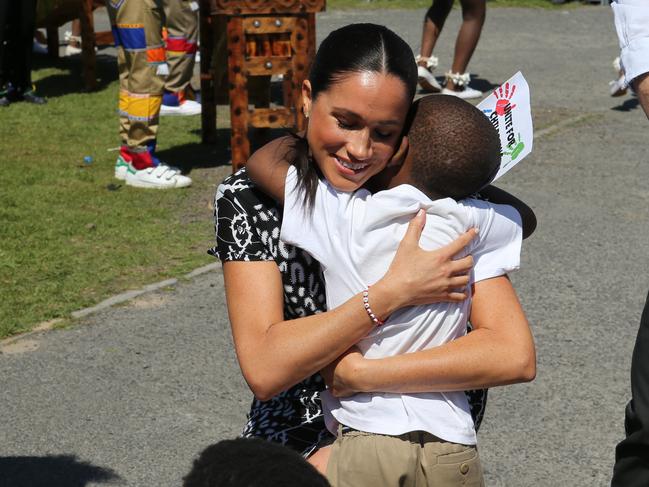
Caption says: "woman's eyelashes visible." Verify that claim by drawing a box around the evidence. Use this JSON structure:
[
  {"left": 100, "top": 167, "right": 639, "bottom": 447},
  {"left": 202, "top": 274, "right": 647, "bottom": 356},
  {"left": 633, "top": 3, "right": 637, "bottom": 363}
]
[
  {"left": 335, "top": 117, "right": 355, "bottom": 130},
  {"left": 335, "top": 118, "right": 394, "bottom": 141}
]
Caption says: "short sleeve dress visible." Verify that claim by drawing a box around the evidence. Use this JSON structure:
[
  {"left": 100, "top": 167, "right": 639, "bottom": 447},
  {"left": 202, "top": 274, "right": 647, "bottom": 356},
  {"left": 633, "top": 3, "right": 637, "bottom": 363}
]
[
  {"left": 210, "top": 168, "right": 488, "bottom": 457},
  {"left": 209, "top": 168, "right": 331, "bottom": 457}
]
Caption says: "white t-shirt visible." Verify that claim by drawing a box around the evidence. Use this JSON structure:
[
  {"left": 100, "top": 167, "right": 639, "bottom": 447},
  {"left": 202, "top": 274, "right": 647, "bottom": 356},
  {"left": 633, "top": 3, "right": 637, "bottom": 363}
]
[{"left": 281, "top": 166, "right": 522, "bottom": 445}]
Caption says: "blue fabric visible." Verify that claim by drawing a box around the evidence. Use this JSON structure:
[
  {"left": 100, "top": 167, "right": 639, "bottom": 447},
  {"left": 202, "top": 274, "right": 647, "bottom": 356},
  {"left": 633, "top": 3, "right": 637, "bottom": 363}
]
[
  {"left": 162, "top": 91, "right": 180, "bottom": 107},
  {"left": 115, "top": 26, "right": 146, "bottom": 50}
]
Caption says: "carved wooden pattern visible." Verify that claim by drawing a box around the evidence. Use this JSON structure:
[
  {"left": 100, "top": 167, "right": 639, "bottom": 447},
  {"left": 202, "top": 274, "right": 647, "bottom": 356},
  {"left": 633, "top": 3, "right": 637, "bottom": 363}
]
[
  {"left": 201, "top": 0, "right": 322, "bottom": 169},
  {"left": 249, "top": 108, "right": 294, "bottom": 128},
  {"left": 291, "top": 16, "right": 309, "bottom": 131},
  {"left": 227, "top": 17, "right": 251, "bottom": 171},
  {"left": 210, "top": 0, "right": 324, "bottom": 15}
]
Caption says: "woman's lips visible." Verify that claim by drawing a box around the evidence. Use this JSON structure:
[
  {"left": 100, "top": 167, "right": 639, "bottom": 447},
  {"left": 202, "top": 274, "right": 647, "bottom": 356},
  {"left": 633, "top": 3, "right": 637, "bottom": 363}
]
[{"left": 333, "top": 155, "right": 370, "bottom": 175}]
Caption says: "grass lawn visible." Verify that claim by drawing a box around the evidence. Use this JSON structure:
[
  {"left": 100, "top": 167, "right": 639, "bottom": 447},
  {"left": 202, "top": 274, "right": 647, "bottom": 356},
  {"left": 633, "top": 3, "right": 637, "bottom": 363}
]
[{"left": 0, "top": 55, "right": 233, "bottom": 338}]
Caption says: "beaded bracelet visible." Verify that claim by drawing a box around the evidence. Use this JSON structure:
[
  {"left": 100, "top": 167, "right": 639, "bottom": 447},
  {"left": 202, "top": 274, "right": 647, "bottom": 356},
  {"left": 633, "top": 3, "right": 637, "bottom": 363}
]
[{"left": 362, "top": 287, "right": 385, "bottom": 326}]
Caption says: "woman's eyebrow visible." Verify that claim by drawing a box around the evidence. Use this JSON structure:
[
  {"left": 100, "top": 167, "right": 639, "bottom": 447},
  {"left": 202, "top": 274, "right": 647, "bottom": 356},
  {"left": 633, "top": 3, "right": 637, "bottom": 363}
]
[{"left": 331, "top": 107, "right": 401, "bottom": 126}]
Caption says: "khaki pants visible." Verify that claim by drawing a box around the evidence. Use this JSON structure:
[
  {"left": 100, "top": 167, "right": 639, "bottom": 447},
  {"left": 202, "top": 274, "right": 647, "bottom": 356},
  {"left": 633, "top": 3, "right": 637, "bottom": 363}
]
[
  {"left": 107, "top": 0, "right": 165, "bottom": 151},
  {"left": 162, "top": 0, "right": 198, "bottom": 94},
  {"left": 327, "top": 428, "right": 484, "bottom": 487}
]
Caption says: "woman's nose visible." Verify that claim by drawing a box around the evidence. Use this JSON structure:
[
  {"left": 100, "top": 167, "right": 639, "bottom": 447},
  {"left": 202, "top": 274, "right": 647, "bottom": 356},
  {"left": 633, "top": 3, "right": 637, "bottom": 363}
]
[{"left": 346, "top": 129, "right": 372, "bottom": 161}]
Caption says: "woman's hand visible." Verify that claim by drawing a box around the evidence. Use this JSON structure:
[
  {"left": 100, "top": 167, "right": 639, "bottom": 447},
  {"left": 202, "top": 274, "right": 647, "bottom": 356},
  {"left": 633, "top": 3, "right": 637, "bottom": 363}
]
[
  {"left": 371, "top": 210, "right": 477, "bottom": 316},
  {"left": 321, "top": 347, "right": 365, "bottom": 398}
]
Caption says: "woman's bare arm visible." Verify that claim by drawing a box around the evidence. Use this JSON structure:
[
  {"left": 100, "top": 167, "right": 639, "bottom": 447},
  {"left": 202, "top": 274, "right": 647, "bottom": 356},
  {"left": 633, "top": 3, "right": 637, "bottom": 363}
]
[
  {"left": 323, "top": 275, "right": 536, "bottom": 396},
  {"left": 224, "top": 212, "right": 477, "bottom": 401}
]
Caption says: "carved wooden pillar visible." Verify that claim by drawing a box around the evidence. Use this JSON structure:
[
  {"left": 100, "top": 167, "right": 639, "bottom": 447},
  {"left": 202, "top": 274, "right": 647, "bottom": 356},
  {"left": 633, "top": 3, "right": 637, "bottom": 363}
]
[
  {"left": 80, "top": 0, "right": 97, "bottom": 90},
  {"left": 227, "top": 16, "right": 250, "bottom": 171},
  {"left": 201, "top": 0, "right": 325, "bottom": 171}
]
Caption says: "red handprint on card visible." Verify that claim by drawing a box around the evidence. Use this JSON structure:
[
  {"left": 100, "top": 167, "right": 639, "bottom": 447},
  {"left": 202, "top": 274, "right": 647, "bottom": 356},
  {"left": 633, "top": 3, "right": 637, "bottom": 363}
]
[{"left": 493, "top": 82, "right": 517, "bottom": 116}]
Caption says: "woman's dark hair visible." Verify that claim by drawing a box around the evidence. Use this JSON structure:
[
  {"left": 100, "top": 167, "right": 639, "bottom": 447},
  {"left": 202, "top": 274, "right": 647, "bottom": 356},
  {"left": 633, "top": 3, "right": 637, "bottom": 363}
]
[{"left": 290, "top": 23, "right": 418, "bottom": 207}]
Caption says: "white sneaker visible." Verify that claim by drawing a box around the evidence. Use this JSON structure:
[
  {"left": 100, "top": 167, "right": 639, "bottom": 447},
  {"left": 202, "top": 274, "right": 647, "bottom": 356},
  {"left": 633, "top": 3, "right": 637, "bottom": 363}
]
[
  {"left": 64, "top": 44, "right": 82, "bottom": 56},
  {"left": 415, "top": 55, "right": 441, "bottom": 93},
  {"left": 125, "top": 164, "right": 192, "bottom": 189},
  {"left": 441, "top": 86, "right": 483, "bottom": 100},
  {"left": 114, "top": 154, "right": 130, "bottom": 180},
  {"left": 160, "top": 99, "right": 202, "bottom": 117},
  {"left": 63, "top": 31, "right": 82, "bottom": 56}
]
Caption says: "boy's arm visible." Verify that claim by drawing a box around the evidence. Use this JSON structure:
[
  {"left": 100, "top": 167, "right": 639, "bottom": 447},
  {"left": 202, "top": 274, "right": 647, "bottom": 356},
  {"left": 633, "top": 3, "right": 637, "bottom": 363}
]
[
  {"left": 246, "top": 136, "right": 294, "bottom": 204},
  {"left": 477, "top": 185, "right": 537, "bottom": 239}
]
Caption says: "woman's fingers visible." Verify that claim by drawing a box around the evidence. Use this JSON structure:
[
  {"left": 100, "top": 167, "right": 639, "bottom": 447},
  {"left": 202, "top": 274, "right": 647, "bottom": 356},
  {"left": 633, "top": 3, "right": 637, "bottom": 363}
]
[
  {"left": 446, "top": 291, "right": 469, "bottom": 302},
  {"left": 448, "top": 274, "right": 470, "bottom": 288},
  {"left": 449, "top": 255, "right": 474, "bottom": 275},
  {"left": 439, "top": 228, "right": 478, "bottom": 258},
  {"left": 401, "top": 209, "right": 426, "bottom": 249}
]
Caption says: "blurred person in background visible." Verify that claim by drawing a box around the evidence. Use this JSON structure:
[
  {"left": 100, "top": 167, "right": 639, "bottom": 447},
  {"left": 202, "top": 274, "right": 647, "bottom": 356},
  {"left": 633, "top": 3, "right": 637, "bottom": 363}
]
[
  {"left": 415, "top": 0, "right": 486, "bottom": 99},
  {"left": 0, "top": 0, "right": 46, "bottom": 106},
  {"left": 610, "top": 1, "right": 649, "bottom": 485},
  {"left": 160, "top": 0, "right": 201, "bottom": 117},
  {"left": 183, "top": 438, "right": 330, "bottom": 487},
  {"left": 107, "top": 0, "right": 192, "bottom": 189},
  {"left": 609, "top": 0, "right": 649, "bottom": 119}
]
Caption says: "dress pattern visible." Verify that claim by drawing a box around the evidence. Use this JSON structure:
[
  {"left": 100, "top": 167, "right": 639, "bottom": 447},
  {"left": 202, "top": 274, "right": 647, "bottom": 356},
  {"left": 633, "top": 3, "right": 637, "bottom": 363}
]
[
  {"left": 210, "top": 168, "right": 487, "bottom": 456},
  {"left": 210, "top": 168, "right": 330, "bottom": 456}
]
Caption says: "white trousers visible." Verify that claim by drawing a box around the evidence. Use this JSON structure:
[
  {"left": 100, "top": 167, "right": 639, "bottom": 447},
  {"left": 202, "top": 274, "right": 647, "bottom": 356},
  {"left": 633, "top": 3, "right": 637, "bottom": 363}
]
[{"left": 612, "top": 0, "right": 649, "bottom": 84}]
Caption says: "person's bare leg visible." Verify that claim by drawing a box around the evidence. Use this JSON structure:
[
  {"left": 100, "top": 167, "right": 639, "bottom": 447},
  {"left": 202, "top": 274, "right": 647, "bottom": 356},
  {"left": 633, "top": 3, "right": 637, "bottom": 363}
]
[
  {"left": 307, "top": 446, "right": 332, "bottom": 475},
  {"left": 418, "top": 0, "right": 453, "bottom": 61},
  {"left": 446, "top": 0, "right": 486, "bottom": 91},
  {"left": 633, "top": 73, "right": 649, "bottom": 120}
]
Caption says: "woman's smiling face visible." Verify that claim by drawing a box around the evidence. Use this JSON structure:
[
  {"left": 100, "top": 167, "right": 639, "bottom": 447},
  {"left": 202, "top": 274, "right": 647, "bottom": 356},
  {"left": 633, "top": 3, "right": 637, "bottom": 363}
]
[{"left": 303, "top": 71, "right": 411, "bottom": 192}]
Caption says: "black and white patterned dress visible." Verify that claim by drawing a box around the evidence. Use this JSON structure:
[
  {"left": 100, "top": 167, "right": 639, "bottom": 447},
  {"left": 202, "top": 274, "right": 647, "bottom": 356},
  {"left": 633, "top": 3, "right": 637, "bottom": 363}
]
[
  {"left": 209, "top": 168, "right": 332, "bottom": 456},
  {"left": 209, "top": 168, "right": 487, "bottom": 457}
]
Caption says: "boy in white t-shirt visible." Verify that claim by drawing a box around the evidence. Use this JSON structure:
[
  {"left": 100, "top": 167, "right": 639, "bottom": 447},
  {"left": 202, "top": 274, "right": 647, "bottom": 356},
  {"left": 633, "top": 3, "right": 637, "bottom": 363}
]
[{"left": 248, "top": 95, "right": 533, "bottom": 486}]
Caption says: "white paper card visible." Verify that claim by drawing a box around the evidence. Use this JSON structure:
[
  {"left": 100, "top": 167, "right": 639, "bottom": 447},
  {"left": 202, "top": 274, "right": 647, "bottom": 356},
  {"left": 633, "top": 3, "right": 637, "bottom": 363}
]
[{"left": 477, "top": 71, "right": 533, "bottom": 182}]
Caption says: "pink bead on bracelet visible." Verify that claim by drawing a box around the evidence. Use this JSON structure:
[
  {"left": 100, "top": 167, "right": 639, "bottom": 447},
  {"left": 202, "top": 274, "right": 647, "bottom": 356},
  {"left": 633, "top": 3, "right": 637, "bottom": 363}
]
[{"left": 362, "top": 287, "right": 385, "bottom": 326}]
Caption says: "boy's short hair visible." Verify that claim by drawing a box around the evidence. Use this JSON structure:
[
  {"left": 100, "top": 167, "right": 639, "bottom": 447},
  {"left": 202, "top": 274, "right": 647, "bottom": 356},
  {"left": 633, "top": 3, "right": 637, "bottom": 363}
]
[
  {"left": 405, "top": 95, "right": 501, "bottom": 200},
  {"left": 183, "top": 438, "right": 330, "bottom": 487}
]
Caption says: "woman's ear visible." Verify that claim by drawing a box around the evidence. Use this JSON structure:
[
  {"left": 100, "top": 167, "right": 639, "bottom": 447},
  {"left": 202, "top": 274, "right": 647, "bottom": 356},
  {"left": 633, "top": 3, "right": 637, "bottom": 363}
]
[
  {"left": 387, "top": 135, "right": 409, "bottom": 168},
  {"left": 301, "top": 80, "right": 312, "bottom": 118}
]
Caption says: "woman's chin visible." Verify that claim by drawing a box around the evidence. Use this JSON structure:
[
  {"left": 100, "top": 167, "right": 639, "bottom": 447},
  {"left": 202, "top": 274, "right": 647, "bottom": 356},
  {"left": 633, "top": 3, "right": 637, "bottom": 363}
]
[{"left": 325, "top": 172, "right": 367, "bottom": 192}]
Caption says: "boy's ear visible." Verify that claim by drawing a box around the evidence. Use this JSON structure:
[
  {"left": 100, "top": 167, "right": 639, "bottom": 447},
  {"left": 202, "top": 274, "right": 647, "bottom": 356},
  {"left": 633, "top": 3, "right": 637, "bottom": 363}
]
[
  {"left": 387, "top": 136, "right": 409, "bottom": 167},
  {"left": 301, "top": 80, "right": 313, "bottom": 117}
]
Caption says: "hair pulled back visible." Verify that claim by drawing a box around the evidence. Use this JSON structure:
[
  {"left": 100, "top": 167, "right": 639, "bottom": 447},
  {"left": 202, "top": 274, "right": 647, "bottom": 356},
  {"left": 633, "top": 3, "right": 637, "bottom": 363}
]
[{"left": 291, "top": 23, "right": 418, "bottom": 207}]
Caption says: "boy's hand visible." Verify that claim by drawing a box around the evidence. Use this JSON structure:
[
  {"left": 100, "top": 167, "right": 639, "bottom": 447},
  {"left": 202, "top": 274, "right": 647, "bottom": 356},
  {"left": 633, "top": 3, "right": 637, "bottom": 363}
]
[{"left": 321, "top": 347, "right": 365, "bottom": 397}]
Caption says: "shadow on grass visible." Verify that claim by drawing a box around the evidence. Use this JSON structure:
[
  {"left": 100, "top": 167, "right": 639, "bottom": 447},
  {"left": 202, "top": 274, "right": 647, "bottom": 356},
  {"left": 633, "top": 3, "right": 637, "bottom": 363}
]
[
  {"left": 611, "top": 96, "right": 639, "bottom": 112},
  {"left": 158, "top": 128, "right": 290, "bottom": 174},
  {"left": 32, "top": 51, "right": 118, "bottom": 98},
  {"left": 0, "top": 455, "right": 121, "bottom": 487}
]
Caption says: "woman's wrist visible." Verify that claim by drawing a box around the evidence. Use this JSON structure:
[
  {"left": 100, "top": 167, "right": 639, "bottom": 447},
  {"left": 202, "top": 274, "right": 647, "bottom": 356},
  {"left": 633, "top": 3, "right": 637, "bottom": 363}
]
[{"left": 364, "top": 280, "right": 403, "bottom": 322}]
